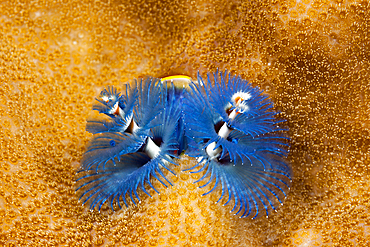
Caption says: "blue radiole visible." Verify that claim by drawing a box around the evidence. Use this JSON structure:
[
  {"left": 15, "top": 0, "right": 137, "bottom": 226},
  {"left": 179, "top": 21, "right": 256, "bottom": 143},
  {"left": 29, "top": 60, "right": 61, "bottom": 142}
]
[{"left": 76, "top": 71, "right": 291, "bottom": 218}]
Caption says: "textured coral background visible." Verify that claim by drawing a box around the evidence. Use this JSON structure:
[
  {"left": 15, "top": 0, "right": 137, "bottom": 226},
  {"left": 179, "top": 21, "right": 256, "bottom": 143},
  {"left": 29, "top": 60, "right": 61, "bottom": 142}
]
[{"left": 0, "top": 0, "right": 370, "bottom": 246}]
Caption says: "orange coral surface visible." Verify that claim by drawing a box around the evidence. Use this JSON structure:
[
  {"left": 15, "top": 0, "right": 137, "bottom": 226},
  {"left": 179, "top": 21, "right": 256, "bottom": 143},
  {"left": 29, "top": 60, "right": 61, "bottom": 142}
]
[{"left": 0, "top": 0, "right": 370, "bottom": 246}]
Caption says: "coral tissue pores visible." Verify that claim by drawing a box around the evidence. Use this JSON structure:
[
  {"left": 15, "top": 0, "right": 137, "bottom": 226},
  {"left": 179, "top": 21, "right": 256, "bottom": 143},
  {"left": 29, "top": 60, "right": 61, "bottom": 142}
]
[{"left": 76, "top": 71, "right": 291, "bottom": 218}]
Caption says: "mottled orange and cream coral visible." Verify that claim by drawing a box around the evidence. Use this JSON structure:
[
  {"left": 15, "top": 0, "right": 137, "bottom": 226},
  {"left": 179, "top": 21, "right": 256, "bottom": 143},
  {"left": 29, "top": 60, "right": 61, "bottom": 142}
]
[{"left": 0, "top": 0, "right": 369, "bottom": 246}]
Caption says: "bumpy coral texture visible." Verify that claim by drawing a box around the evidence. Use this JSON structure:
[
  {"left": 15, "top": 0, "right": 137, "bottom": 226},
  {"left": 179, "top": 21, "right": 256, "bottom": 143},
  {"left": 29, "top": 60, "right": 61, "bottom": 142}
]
[{"left": 0, "top": 0, "right": 369, "bottom": 246}]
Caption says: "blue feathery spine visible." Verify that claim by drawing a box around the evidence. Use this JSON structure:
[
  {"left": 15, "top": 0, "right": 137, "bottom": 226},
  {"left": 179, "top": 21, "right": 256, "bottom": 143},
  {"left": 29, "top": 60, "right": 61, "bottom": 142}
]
[
  {"left": 76, "top": 71, "right": 291, "bottom": 218},
  {"left": 76, "top": 78, "right": 184, "bottom": 211},
  {"left": 183, "top": 71, "right": 291, "bottom": 218}
]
